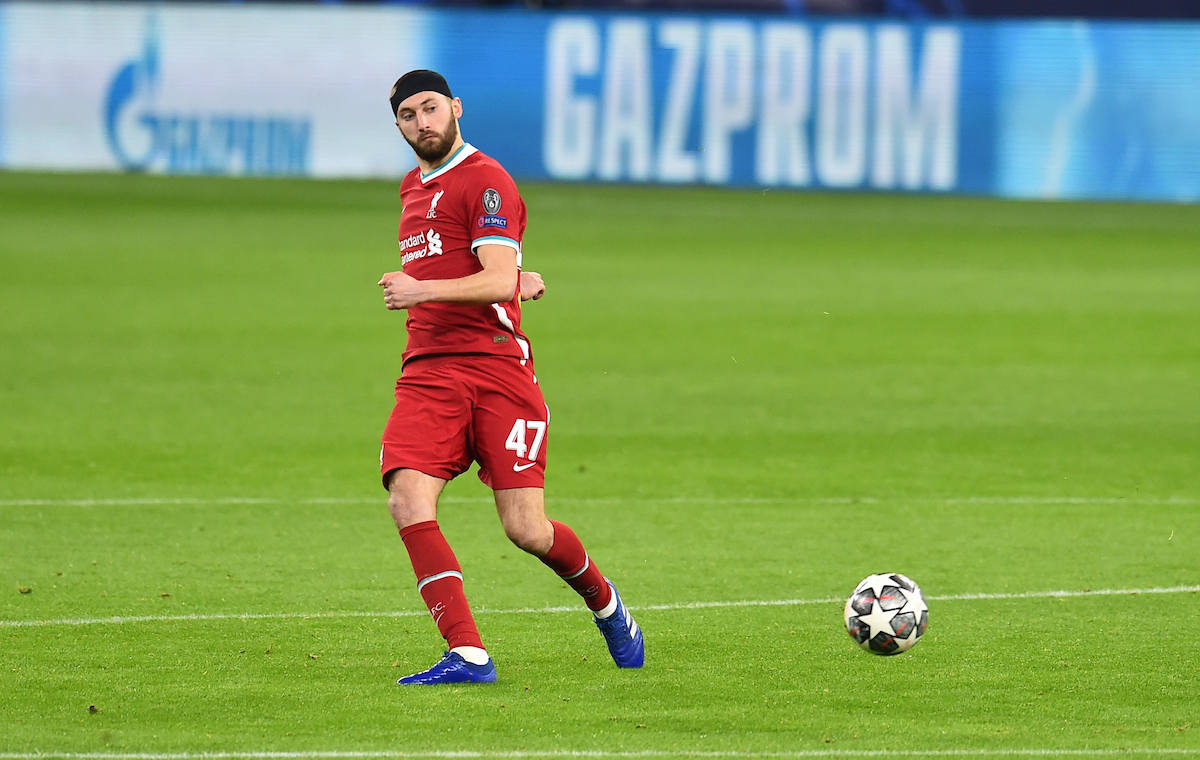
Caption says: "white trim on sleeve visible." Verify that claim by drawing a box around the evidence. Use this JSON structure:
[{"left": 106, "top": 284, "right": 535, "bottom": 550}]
[{"left": 472, "top": 235, "right": 522, "bottom": 267}]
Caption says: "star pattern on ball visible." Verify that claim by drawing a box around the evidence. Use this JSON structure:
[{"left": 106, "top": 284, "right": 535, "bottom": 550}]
[
  {"left": 899, "top": 585, "right": 928, "bottom": 618},
  {"left": 861, "top": 574, "right": 910, "bottom": 599},
  {"left": 859, "top": 575, "right": 892, "bottom": 597},
  {"left": 855, "top": 598, "right": 896, "bottom": 639}
]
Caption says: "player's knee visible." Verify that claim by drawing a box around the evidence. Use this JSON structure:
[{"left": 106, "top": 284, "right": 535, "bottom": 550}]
[
  {"left": 387, "top": 492, "right": 434, "bottom": 530},
  {"left": 503, "top": 518, "right": 552, "bottom": 555}
]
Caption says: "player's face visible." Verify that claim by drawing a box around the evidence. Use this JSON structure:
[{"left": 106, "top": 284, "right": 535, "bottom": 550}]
[{"left": 396, "top": 93, "right": 462, "bottom": 164}]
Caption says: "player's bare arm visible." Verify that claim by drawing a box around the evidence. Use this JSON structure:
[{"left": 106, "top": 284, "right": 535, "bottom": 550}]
[
  {"left": 380, "top": 266, "right": 543, "bottom": 308},
  {"left": 379, "top": 244, "right": 518, "bottom": 309}
]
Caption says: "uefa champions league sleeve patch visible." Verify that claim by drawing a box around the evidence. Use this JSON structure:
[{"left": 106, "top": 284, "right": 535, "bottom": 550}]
[{"left": 482, "top": 188, "right": 502, "bottom": 215}]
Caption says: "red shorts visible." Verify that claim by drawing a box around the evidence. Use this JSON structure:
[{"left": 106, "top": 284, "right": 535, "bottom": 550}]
[{"left": 380, "top": 354, "right": 549, "bottom": 491}]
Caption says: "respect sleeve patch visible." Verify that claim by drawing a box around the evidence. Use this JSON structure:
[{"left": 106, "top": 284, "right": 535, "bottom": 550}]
[{"left": 478, "top": 215, "right": 508, "bottom": 229}]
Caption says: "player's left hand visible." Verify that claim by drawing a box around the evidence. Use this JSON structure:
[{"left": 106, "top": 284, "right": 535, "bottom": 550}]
[
  {"left": 520, "top": 271, "right": 545, "bottom": 301},
  {"left": 378, "top": 271, "right": 429, "bottom": 310}
]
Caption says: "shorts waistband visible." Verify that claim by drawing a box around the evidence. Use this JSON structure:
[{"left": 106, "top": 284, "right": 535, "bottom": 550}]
[{"left": 402, "top": 353, "right": 522, "bottom": 372}]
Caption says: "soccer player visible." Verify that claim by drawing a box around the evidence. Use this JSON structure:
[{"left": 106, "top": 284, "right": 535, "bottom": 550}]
[{"left": 377, "top": 70, "right": 645, "bottom": 685}]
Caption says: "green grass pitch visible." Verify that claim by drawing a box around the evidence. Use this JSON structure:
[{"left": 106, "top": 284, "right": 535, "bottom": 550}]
[{"left": 1, "top": 171, "right": 1198, "bottom": 757}]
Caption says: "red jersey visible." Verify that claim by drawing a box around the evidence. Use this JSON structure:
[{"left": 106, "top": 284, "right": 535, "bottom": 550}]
[{"left": 396, "top": 143, "right": 531, "bottom": 366}]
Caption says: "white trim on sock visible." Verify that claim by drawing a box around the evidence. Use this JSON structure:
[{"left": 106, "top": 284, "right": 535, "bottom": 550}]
[
  {"left": 416, "top": 570, "right": 462, "bottom": 593},
  {"left": 562, "top": 555, "right": 590, "bottom": 580},
  {"left": 594, "top": 593, "right": 619, "bottom": 620},
  {"left": 450, "top": 645, "right": 490, "bottom": 665}
]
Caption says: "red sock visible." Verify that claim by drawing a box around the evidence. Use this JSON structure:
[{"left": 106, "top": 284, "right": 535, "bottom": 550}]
[
  {"left": 539, "top": 520, "right": 613, "bottom": 612},
  {"left": 398, "top": 521, "right": 484, "bottom": 651}
]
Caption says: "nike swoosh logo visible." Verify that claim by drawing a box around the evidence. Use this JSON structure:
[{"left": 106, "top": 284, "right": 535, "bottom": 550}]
[{"left": 513, "top": 462, "right": 537, "bottom": 472}]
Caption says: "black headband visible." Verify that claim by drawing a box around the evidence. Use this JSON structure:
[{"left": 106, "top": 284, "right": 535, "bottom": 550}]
[{"left": 390, "top": 70, "right": 453, "bottom": 117}]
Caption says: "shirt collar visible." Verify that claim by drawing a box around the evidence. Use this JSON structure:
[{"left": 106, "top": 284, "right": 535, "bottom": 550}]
[{"left": 420, "top": 143, "right": 477, "bottom": 184}]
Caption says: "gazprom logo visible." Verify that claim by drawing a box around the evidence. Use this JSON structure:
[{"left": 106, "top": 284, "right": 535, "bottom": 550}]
[
  {"left": 543, "top": 18, "right": 960, "bottom": 190},
  {"left": 104, "top": 15, "right": 312, "bottom": 175}
]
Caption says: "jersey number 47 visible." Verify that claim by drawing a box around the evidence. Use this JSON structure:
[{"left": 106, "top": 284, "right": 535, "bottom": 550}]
[{"left": 505, "top": 419, "right": 546, "bottom": 461}]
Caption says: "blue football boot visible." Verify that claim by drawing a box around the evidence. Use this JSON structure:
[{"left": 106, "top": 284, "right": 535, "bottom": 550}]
[
  {"left": 397, "top": 651, "right": 498, "bottom": 685},
  {"left": 594, "top": 580, "right": 645, "bottom": 668}
]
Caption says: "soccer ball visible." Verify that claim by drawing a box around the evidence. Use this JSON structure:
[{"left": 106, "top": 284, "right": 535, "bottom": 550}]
[{"left": 843, "top": 573, "right": 929, "bottom": 655}]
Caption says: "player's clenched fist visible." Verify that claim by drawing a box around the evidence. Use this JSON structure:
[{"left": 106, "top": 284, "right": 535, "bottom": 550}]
[
  {"left": 520, "top": 271, "right": 545, "bottom": 301},
  {"left": 378, "top": 271, "right": 429, "bottom": 310}
]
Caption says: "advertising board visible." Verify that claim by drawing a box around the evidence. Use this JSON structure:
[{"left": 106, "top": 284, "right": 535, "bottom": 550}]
[
  {"left": 1, "top": 3, "right": 1198, "bottom": 202},
  {"left": 0, "top": 2, "right": 427, "bottom": 177}
]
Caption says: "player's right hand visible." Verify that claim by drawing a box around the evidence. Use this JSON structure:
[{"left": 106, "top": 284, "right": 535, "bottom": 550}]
[
  {"left": 379, "top": 271, "right": 429, "bottom": 310},
  {"left": 520, "top": 271, "right": 545, "bottom": 302}
]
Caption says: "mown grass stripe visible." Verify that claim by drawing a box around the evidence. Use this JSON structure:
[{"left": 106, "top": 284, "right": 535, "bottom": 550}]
[
  {"left": 2, "top": 585, "right": 1195, "bottom": 629},
  {"left": 1, "top": 748, "right": 1199, "bottom": 758},
  {"left": 2, "top": 497, "right": 1198, "bottom": 507}
]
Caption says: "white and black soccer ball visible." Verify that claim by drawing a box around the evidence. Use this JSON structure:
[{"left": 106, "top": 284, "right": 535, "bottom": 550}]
[{"left": 843, "top": 573, "right": 929, "bottom": 655}]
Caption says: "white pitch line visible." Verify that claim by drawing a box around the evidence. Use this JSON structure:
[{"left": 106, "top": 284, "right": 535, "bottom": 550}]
[
  {"left": 3, "top": 496, "right": 1198, "bottom": 507},
  {"left": 1, "top": 749, "right": 1198, "bottom": 759},
  {"left": 928, "top": 586, "right": 1200, "bottom": 602},
  {"left": 0, "top": 497, "right": 377, "bottom": 507},
  {"left": 940, "top": 497, "right": 1200, "bottom": 506},
  {"left": 2, "top": 585, "right": 1195, "bottom": 629}
]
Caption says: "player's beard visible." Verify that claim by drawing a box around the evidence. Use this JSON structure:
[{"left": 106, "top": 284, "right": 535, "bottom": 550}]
[{"left": 406, "top": 118, "right": 460, "bottom": 164}]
